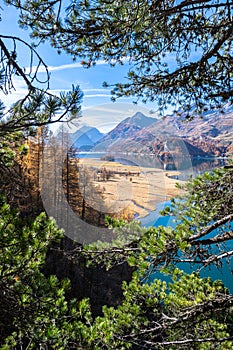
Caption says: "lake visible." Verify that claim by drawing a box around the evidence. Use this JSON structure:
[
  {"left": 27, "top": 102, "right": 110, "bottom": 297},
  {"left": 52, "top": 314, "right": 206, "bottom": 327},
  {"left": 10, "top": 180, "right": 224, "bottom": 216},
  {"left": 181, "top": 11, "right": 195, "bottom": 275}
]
[
  {"left": 141, "top": 200, "right": 233, "bottom": 292},
  {"left": 78, "top": 152, "right": 232, "bottom": 290},
  {"left": 78, "top": 152, "right": 228, "bottom": 179}
]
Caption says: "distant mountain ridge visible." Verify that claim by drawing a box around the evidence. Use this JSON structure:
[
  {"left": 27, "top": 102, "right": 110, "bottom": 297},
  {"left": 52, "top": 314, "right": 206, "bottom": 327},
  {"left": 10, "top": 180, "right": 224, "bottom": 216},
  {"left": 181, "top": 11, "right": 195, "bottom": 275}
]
[
  {"left": 72, "top": 126, "right": 104, "bottom": 151},
  {"left": 92, "top": 106, "right": 233, "bottom": 157},
  {"left": 93, "top": 112, "right": 157, "bottom": 151},
  {"left": 121, "top": 112, "right": 158, "bottom": 128}
]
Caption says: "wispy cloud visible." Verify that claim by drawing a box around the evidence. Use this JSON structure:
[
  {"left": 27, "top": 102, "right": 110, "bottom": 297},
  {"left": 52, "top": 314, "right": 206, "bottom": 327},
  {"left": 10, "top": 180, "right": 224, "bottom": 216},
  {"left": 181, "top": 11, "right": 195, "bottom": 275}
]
[
  {"left": 82, "top": 104, "right": 139, "bottom": 115},
  {"left": 0, "top": 76, "right": 152, "bottom": 134},
  {"left": 80, "top": 102, "right": 153, "bottom": 132},
  {"left": 0, "top": 77, "right": 29, "bottom": 109},
  {"left": 25, "top": 58, "right": 129, "bottom": 74},
  {"left": 0, "top": 77, "right": 113, "bottom": 110},
  {"left": 83, "top": 88, "right": 111, "bottom": 92},
  {"left": 82, "top": 88, "right": 111, "bottom": 99},
  {"left": 84, "top": 94, "right": 110, "bottom": 98}
]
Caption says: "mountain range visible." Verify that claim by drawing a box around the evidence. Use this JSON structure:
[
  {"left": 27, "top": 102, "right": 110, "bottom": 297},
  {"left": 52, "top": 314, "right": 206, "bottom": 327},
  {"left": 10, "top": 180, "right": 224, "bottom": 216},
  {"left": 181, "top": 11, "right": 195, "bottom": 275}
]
[
  {"left": 72, "top": 106, "right": 233, "bottom": 158},
  {"left": 72, "top": 125, "right": 104, "bottom": 151},
  {"left": 92, "top": 108, "right": 233, "bottom": 158},
  {"left": 92, "top": 112, "right": 156, "bottom": 151}
]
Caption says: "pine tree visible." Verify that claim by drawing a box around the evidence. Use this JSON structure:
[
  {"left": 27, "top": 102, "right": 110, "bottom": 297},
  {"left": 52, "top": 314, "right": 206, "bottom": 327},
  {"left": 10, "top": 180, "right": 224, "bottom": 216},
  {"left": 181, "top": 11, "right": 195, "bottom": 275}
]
[{"left": 6, "top": 0, "right": 233, "bottom": 113}]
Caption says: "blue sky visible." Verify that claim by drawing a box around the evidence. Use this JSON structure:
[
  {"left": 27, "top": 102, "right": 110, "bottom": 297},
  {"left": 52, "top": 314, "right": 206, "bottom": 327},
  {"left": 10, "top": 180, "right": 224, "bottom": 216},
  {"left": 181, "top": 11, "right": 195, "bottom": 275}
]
[{"left": 0, "top": 4, "right": 157, "bottom": 132}]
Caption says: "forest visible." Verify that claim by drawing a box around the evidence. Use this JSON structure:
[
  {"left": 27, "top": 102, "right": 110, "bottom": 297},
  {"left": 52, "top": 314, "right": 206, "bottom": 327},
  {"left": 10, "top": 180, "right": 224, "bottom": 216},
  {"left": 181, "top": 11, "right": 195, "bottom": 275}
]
[{"left": 1, "top": 1, "right": 233, "bottom": 349}]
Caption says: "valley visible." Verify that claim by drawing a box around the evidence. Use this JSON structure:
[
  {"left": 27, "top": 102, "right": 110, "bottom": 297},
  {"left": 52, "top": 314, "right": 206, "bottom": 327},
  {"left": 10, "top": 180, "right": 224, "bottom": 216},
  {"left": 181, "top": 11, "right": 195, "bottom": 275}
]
[
  {"left": 71, "top": 106, "right": 232, "bottom": 220},
  {"left": 87, "top": 108, "right": 233, "bottom": 158},
  {"left": 78, "top": 157, "right": 184, "bottom": 219}
]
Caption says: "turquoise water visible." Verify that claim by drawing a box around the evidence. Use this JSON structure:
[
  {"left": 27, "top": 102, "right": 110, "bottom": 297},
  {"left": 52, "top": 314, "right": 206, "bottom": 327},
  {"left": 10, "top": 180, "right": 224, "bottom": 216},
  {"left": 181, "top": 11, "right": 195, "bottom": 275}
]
[
  {"left": 78, "top": 152, "right": 106, "bottom": 158},
  {"left": 141, "top": 201, "right": 233, "bottom": 292},
  {"left": 78, "top": 153, "right": 232, "bottom": 290},
  {"left": 139, "top": 200, "right": 176, "bottom": 228}
]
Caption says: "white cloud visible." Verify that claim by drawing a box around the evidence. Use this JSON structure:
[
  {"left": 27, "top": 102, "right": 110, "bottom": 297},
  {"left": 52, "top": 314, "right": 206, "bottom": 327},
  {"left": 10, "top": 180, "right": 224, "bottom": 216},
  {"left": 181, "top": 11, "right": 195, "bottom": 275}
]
[
  {"left": 84, "top": 94, "right": 110, "bottom": 98},
  {"left": 25, "top": 58, "right": 129, "bottom": 74},
  {"left": 0, "top": 80, "right": 112, "bottom": 110},
  {"left": 83, "top": 88, "right": 111, "bottom": 92},
  {"left": 80, "top": 102, "right": 155, "bottom": 132},
  {"left": 0, "top": 77, "right": 155, "bottom": 134},
  {"left": 0, "top": 77, "right": 29, "bottom": 109}
]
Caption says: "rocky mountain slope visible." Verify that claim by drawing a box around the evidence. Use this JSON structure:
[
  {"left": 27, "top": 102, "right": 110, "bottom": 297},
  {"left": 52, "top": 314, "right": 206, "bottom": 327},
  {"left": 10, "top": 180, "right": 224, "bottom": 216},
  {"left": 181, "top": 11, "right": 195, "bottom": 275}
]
[
  {"left": 92, "top": 106, "right": 233, "bottom": 158},
  {"left": 93, "top": 112, "right": 157, "bottom": 151}
]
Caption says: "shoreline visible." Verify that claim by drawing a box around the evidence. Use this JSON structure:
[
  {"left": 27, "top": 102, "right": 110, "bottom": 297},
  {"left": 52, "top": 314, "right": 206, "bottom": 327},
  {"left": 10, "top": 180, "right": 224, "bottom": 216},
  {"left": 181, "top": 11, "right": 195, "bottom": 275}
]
[
  {"left": 78, "top": 158, "right": 185, "bottom": 219},
  {"left": 78, "top": 152, "right": 230, "bottom": 164}
]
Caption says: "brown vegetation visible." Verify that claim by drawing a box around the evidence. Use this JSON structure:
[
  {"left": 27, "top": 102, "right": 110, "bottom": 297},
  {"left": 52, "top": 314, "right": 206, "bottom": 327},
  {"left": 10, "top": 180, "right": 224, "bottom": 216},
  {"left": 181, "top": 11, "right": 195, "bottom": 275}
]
[{"left": 78, "top": 158, "right": 184, "bottom": 219}]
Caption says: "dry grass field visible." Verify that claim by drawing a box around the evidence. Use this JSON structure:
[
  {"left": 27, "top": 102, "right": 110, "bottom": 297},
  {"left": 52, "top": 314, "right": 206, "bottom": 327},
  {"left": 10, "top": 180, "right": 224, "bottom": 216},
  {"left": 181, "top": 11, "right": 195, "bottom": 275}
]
[{"left": 78, "top": 158, "right": 184, "bottom": 218}]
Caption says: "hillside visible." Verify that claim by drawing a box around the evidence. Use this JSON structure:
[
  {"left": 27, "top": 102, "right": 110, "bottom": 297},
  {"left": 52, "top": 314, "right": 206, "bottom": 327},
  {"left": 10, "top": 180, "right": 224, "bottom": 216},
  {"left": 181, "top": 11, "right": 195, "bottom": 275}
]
[
  {"left": 93, "top": 112, "right": 157, "bottom": 151},
  {"left": 92, "top": 106, "right": 233, "bottom": 157}
]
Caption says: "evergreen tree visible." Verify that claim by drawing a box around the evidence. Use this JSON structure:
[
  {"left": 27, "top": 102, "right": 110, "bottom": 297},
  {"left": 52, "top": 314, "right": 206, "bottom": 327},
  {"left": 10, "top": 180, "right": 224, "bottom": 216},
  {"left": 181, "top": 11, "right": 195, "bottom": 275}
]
[
  {"left": 1, "top": 2, "right": 233, "bottom": 349},
  {"left": 5, "top": 0, "right": 233, "bottom": 113},
  {"left": 72, "top": 167, "right": 233, "bottom": 349}
]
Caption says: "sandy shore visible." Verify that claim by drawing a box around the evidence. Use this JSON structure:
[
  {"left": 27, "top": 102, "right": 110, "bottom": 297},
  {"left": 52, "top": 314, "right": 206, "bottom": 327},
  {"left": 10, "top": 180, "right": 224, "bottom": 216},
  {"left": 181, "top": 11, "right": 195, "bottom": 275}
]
[{"left": 78, "top": 158, "right": 185, "bottom": 218}]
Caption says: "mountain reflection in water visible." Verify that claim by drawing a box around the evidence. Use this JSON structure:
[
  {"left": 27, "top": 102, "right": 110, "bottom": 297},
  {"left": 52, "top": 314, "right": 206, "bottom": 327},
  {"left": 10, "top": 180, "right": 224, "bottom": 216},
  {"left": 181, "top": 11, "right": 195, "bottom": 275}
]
[{"left": 79, "top": 152, "right": 229, "bottom": 180}]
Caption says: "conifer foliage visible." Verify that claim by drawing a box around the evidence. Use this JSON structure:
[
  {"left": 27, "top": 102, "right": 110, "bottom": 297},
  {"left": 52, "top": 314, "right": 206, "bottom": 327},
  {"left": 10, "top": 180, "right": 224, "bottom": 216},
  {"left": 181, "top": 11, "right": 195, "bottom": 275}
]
[
  {"left": 1, "top": 1, "right": 233, "bottom": 349},
  {"left": 5, "top": 0, "right": 233, "bottom": 113}
]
